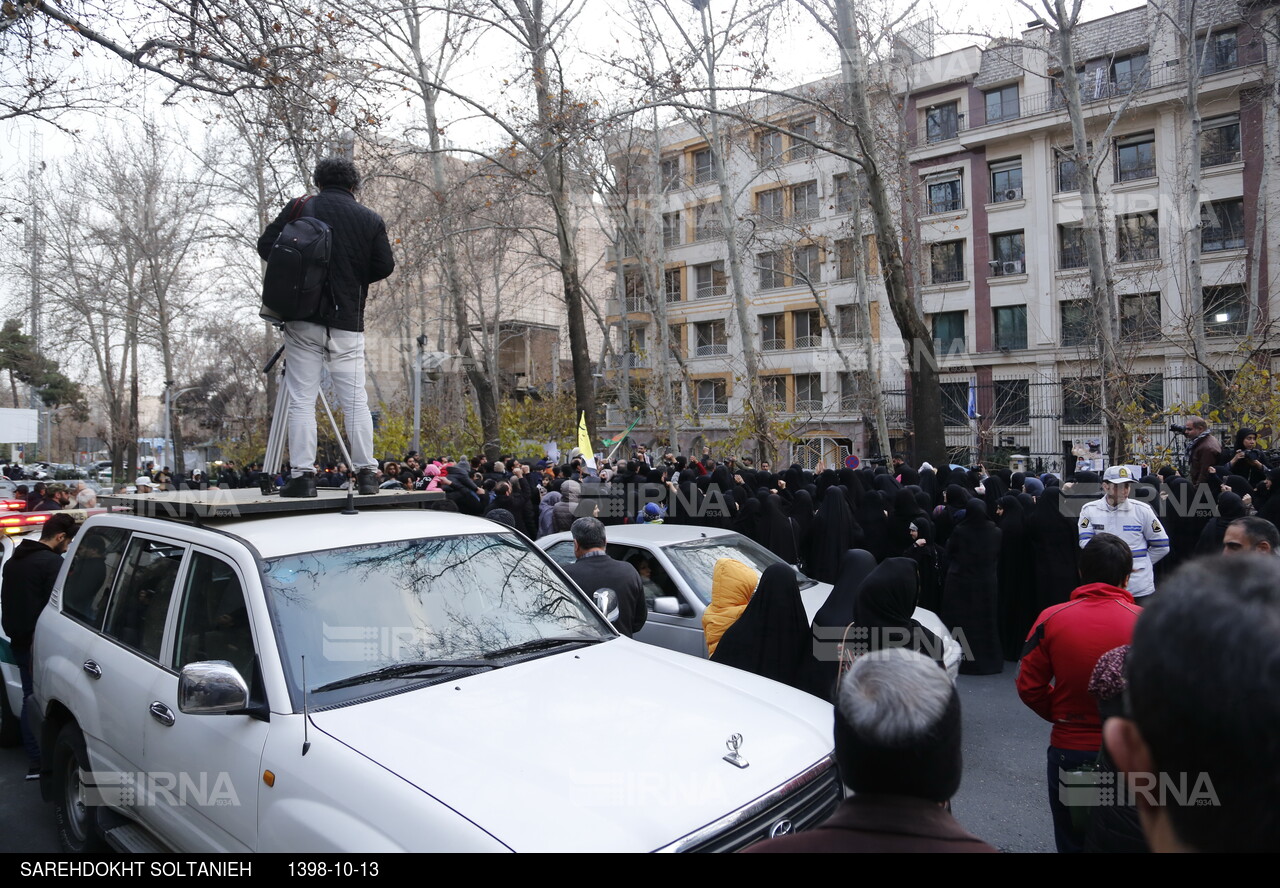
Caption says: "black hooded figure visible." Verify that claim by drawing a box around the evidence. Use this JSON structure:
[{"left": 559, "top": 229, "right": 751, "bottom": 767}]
[
  {"left": 1194, "top": 490, "right": 1247, "bottom": 555},
  {"left": 853, "top": 558, "right": 946, "bottom": 667},
  {"left": 710, "top": 563, "right": 823, "bottom": 698},
  {"left": 1025, "top": 487, "right": 1080, "bottom": 609},
  {"left": 757, "top": 494, "right": 800, "bottom": 564},
  {"left": 810, "top": 549, "right": 879, "bottom": 698},
  {"left": 941, "top": 498, "right": 1003, "bottom": 675},
  {"left": 807, "top": 487, "right": 862, "bottom": 583},
  {"left": 788, "top": 488, "right": 817, "bottom": 570},
  {"left": 994, "top": 494, "right": 1037, "bottom": 661},
  {"left": 902, "top": 515, "right": 944, "bottom": 613}
]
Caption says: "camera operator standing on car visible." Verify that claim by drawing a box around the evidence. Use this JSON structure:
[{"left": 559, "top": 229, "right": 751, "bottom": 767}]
[
  {"left": 1220, "top": 427, "right": 1271, "bottom": 487},
  {"left": 1181, "top": 417, "right": 1222, "bottom": 487}
]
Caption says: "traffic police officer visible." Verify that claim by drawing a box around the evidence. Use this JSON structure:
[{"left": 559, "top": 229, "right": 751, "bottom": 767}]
[{"left": 1077, "top": 465, "right": 1169, "bottom": 599}]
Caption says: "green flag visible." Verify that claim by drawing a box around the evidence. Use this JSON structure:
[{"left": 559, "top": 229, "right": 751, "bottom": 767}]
[{"left": 602, "top": 416, "right": 641, "bottom": 448}]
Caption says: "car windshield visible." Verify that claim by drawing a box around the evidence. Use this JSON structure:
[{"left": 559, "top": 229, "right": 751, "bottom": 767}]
[
  {"left": 663, "top": 534, "right": 818, "bottom": 605},
  {"left": 261, "top": 532, "right": 613, "bottom": 706}
]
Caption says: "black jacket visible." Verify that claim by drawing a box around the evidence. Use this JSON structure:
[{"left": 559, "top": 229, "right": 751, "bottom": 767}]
[
  {"left": 257, "top": 187, "right": 395, "bottom": 332},
  {"left": 1, "top": 539, "right": 65, "bottom": 651},
  {"left": 563, "top": 552, "right": 647, "bottom": 638}
]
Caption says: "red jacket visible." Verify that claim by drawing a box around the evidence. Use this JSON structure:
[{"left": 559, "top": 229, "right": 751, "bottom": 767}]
[{"left": 1016, "top": 583, "right": 1142, "bottom": 750}]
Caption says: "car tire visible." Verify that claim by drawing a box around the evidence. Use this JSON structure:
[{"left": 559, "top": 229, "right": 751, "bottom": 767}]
[
  {"left": 0, "top": 684, "right": 19, "bottom": 748},
  {"left": 52, "top": 723, "right": 106, "bottom": 853}
]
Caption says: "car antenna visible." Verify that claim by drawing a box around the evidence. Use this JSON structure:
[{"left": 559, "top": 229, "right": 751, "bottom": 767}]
[{"left": 301, "top": 655, "right": 311, "bottom": 756}]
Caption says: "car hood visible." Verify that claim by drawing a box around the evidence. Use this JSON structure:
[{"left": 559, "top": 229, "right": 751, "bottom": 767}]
[{"left": 310, "top": 639, "right": 833, "bottom": 852}]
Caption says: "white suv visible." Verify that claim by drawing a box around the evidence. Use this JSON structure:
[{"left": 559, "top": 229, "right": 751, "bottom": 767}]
[{"left": 32, "top": 492, "right": 838, "bottom": 852}]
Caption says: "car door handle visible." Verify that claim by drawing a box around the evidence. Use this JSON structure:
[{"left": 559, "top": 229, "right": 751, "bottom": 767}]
[
  {"left": 149, "top": 702, "right": 175, "bottom": 727},
  {"left": 82, "top": 660, "right": 102, "bottom": 680}
]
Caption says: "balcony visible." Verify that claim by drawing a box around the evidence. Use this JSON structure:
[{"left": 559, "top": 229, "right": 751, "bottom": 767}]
[
  {"left": 698, "top": 399, "right": 729, "bottom": 415},
  {"left": 1059, "top": 246, "right": 1087, "bottom": 270},
  {"left": 926, "top": 195, "right": 963, "bottom": 214},
  {"left": 794, "top": 398, "right": 823, "bottom": 412}
]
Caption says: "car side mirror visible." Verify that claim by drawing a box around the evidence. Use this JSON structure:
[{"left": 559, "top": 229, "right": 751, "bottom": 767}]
[
  {"left": 653, "top": 596, "right": 687, "bottom": 617},
  {"left": 178, "top": 661, "right": 249, "bottom": 715},
  {"left": 592, "top": 588, "right": 620, "bottom": 623}
]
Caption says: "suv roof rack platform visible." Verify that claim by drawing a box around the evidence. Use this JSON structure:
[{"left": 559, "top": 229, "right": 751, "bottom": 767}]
[{"left": 98, "top": 488, "right": 443, "bottom": 521}]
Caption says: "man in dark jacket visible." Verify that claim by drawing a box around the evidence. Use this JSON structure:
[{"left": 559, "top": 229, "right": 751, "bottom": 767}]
[
  {"left": 258, "top": 156, "right": 395, "bottom": 499},
  {"left": 1, "top": 512, "right": 77, "bottom": 779},
  {"left": 562, "top": 517, "right": 646, "bottom": 638},
  {"left": 1183, "top": 416, "right": 1222, "bottom": 487},
  {"left": 744, "top": 647, "right": 996, "bottom": 853}
]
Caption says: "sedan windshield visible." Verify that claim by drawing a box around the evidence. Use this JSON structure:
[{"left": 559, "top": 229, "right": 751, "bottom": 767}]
[
  {"left": 663, "top": 534, "right": 817, "bottom": 605},
  {"left": 262, "top": 533, "right": 613, "bottom": 706}
]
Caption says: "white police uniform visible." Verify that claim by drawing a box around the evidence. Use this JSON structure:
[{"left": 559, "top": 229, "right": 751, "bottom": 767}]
[{"left": 1077, "top": 467, "right": 1170, "bottom": 598}]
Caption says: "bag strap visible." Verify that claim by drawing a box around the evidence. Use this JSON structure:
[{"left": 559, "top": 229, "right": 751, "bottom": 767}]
[{"left": 288, "top": 195, "right": 312, "bottom": 221}]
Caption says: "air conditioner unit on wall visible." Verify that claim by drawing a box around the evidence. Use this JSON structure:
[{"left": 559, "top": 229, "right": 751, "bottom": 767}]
[
  {"left": 1005, "top": 188, "right": 1022, "bottom": 201},
  {"left": 1002, "top": 260, "right": 1024, "bottom": 275}
]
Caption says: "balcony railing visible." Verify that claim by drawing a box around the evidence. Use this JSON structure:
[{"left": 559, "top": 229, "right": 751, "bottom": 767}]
[
  {"left": 762, "top": 337, "right": 785, "bottom": 351},
  {"left": 794, "top": 334, "right": 821, "bottom": 349},
  {"left": 695, "top": 343, "right": 728, "bottom": 357},
  {"left": 698, "top": 399, "right": 729, "bottom": 415},
  {"left": 931, "top": 265, "right": 964, "bottom": 284},
  {"left": 795, "top": 398, "right": 823, "bottom": 412},
  {"left": 926, "top": 195, "right": 964, "bottom": 214},
  {"left": 1201, "top": 148, "right": 1242, "bottom": 167},
  {"left": 906, "top": 39, "right": 1264, "bottom": 145},
  {"left": 1059, "top": 245, "right": 1087, "bottom": 270}
]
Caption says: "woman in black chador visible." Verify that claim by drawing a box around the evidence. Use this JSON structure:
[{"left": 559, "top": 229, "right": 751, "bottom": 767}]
[{"left": 941, "top": 498, "right": 1003, "bottom": 675}]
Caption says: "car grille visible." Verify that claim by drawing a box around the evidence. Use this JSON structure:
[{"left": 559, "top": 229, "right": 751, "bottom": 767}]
[{"left": 658, "top": 756, "right": 841, "bottom": 853}]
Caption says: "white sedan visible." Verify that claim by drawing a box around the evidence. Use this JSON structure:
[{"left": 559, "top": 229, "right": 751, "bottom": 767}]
[{"left": 537, "top": 524, "right": 961, "bottom": 680}]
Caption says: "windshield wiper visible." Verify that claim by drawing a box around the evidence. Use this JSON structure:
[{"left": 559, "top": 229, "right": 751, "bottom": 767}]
[
  {"left": 311, "top": 660, "right": 498, "bottom": 693},
  {"left": 483, "top": 636, "right": 603, "bottom": 660}
]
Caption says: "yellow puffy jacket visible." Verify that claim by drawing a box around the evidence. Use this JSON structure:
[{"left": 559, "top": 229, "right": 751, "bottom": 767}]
[{"left": 702, "top": 558, "right": 760, "bottom": 657}]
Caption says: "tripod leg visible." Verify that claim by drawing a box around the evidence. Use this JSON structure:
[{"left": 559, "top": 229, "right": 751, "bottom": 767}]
[
  {"left": 318, "top": 386, "right": 355, "bottom": 471},
  {"left": 262, "top": 367, "right": 290, "bottom": 484}
]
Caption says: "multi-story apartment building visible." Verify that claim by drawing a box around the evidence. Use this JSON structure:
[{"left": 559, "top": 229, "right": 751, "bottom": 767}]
[{"left": 605, "top": 0, "right": 1276, "bottom": 471}]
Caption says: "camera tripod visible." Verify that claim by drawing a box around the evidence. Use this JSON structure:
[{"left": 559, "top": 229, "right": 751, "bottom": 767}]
[{"left": 260, "top": 343, "right": 355, "bottom": 488}]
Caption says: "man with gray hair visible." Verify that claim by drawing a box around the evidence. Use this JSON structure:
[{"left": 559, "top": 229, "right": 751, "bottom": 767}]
[
  {"left": 561, "top": 517, "right": 646, "bottom": 637},
  {"left": 1222, "top": 516, "right": 1280, "bottom": 556},
  {"left": 745, "top": 648, "right": 995, "bottom": 853}
]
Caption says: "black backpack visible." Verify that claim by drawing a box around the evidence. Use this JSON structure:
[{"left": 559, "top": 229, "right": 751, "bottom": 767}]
[{"left": 260, "top": 196, "right": 332, "bottom": 322}]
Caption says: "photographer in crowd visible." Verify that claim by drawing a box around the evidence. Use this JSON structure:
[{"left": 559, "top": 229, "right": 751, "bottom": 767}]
[{"left": 1219, "top": 427, "right": 1271, "bottom": 487}]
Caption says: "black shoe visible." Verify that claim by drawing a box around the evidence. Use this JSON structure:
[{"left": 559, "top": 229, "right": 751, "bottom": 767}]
[
  {"left": 279, "top": 473, "right": 317, "bottom": 498},
  {"left": 26, "top": 766, "right": 40, "bottom": 781},
  {"left": 356, "top": 469, "right": 380, "bottom": 496},
  {"left": 259, "top": 475, "right": 279, "bottom": 496}
]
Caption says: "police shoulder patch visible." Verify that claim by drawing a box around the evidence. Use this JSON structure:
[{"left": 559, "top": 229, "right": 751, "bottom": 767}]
[
  {"left": 1081, "top": 517, "right": 1090, "bottom": 528},
  {"left": 1152, "top": 520, "right": 1162, "bottom": 533}
]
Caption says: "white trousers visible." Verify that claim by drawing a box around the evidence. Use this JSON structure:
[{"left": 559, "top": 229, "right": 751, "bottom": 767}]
[{"left": 282, "top": 321, "right": 377, "bottom": 476}]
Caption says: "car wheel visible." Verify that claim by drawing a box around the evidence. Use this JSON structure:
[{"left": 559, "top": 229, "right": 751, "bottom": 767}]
[
  {"left": 0, "top": 684, "right": 19, "bottom": 748},
  {"left": 52, "top": 723, "right": 106, "bottom": 853}
]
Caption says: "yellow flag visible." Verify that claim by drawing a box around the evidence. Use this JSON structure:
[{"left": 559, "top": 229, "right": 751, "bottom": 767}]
[{"left": 577, "top": 411, "right": 592, "bottom": 458}]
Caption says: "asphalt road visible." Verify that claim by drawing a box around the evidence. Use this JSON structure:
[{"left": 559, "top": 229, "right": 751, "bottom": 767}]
[{"left": 0, "top": 661, "right": 1055, "bottom": 854}]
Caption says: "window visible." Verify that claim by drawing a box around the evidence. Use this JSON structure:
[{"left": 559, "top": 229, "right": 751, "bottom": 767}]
[
  {"left": 926, "top": 102, "right": 959, "bottom": 143},
  {"left": 1133, "top": 374, "right": 1164, "bottom": 413},
  {"left": 697, "top": 378, "right": 728, "bottom": 414},
  {"left": 794, "top": 243, "right": 820, "bottom": 283},
  {"left": 925, "top": 174, "right": 963, "bottom": 214},
  {"left": 932, "top": 311, "right": 966, "bottom": 354},
  {"left": 663, "top": 268, "right": 683, "bottom": 303},
  {"left": 1056, "top": 150, "right": 1082, "bottom": 193},
  {"left": 1201, "top": 116, "right": 1241, "bottom": 167},
  {"left": 1201, "top": 199, "right": 1245, "bottom": 252},
  {"left": 794, "top": 374, "right": 822, "bottom": 412},
  {"left": 993, "top": 305, "right": 1028, "bottom": 350},
  {"left": 990, "top": 160, "right": 1023, "bottom": 203},
  {"left": 1116, "top": 133, "right": 1155, "bottom": 182},
  {"left": 985, "top": 84, "right": 1019, "bottom": 123},
  {"left": 662, "top": 212, "right": 682, "bottom": 248},
  {"left": 694, "top": 203, "right": 721, "bottom": 242},
  {"left": 667, "top": 323, "right": 685, "bottom": 357},
  {"left": 833, "top": 173, "right": 855, "bottom": 214},
  {"left": 693, "top": 148, "right": 714, "bottom": 184},
  {"left": 1121, "top": 293, "right": 1161, "bottom": 341},
  {"left": 790, "top": 118, "right": 818, "bottom": 159},
  {"left": 694, "top": 320, "right": 727, "bottom": 356},
  {"left": 1111, "top": 53, "right": 1149, "bottom": 92},
  {"left": 792, "top": 181, "right": 820, "bottom": 220},
  {"left": 763, "top": 375, "right": 786, "bottom": 408},
  {"left": 1062, "top": 379, "right": 1101, "bottom": 425},
  {"left": 103, "top": 536, "right": 186, "bottom": 661},
  {"left": 758, "top": 130, "right": 785, "bottom": 166},
  {"left": 993, "top": 379, "right": 1030, "bottom": 425},
  {"left": 940, "top": 382, "right": 970, "bottom": 425},
  {"left": 1058, "top": 224, "right": 1087, "bottom": 270},
  {"left": 990, "top": 231, "right": 1025, "bottom": 276},
  {"left": 62, "top": 527, "right": 129, "bottom": 627},
  {"left": 1117, "top": 212, "right": 1159, "bottom": 262},
  {"left": 793, "top": 309, "right": 821, "bottom": 348},
  {"left": 694, "top": 261, "right": 726, "bottom": 298},
  {"left": 836, "top": 305, "right": 864, "bottom": 342},
  {"left": 758, "top": 251, "right": 787, "bottom": 289},
  {"left": 1198, "top": 29, "right": 1238, "bottom": 75},
  {"left": 1060, "top": 301, "right": 1092, "bottom": 347},
  {"left": 623, "top": 270, "right": 645, "bottom": 313},
  {"left": 839, "top": 372, "right": 863, "bottom": 410},
  {"left": 836, "top": 238, "right": 856, "bottom": 279},
  {"left": 761, "top": 314, "right": 784, "bottom": 351},
  {"left": 757, "top": 188, "right": 785, "bottom": 227},
  {"left": 1204, "top": 285, "right": 1249, "bottom": 337},
  {"left": 661, "top": 156, "right": 682, "bottom": 191},
  {"left": 173, "top": 553, "right": 256, "bottom": 681},
  {"left": 930, "top": 240, "right": 965, "bottom": 284}
]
